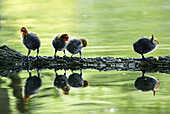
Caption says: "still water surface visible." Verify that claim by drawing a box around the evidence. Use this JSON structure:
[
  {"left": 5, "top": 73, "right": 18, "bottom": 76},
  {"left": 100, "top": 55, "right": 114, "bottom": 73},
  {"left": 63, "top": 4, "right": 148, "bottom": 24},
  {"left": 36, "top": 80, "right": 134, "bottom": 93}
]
[{"left": 0, "top": 0, "right": 170, "bottom": 113}]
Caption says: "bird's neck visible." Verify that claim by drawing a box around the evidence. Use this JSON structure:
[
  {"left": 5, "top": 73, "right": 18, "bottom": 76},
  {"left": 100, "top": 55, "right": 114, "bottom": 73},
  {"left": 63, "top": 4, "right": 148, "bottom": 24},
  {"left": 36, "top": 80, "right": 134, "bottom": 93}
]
[{"left": 21, "top": 32, "right": 28, "bottom": 37}]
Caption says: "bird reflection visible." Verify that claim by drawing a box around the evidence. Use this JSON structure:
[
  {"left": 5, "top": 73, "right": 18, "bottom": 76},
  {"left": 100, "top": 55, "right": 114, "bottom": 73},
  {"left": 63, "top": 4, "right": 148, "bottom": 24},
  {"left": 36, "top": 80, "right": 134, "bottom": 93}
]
[
  {"left": 23, "top": 70, "right": 42, "bottom": 104},
  {"left": 134, "top": 71, "right": 160, "bottom": 96},
  {"left": 67, "top": 69, "right": 89, "bottom": 88},
  {"left": 53, "top": 69, "right": 70, "bottom": 95}
]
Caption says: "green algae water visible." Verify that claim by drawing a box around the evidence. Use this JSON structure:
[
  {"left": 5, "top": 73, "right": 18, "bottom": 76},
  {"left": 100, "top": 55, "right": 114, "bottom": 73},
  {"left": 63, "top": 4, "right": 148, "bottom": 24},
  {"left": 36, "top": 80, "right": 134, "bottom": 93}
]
[{"left": 0, "top": 0, "right": 170, "bottom": 113}]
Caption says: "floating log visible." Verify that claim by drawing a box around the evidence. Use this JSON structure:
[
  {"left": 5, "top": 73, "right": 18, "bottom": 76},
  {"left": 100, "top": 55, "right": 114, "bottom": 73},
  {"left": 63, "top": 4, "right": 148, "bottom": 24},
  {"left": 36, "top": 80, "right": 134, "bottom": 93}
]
[{"left": 0, "top": 45, "right": 170, "bottom": 77}]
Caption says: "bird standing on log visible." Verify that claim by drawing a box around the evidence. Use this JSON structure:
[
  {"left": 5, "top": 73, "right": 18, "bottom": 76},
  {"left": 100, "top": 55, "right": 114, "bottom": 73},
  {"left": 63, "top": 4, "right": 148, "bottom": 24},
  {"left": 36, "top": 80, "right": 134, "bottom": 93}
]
[
  {"left": 20, "top": 27, "right": 41, "bottom": 59},
  {"left": 133, "top": 34, "right": 159, "bottom": 59},
  {"left": 66, "top": 38, "right": 87, "bottom": 59},
  {"left": 52, "top": 34, "right": 69, "bottom": 58}
]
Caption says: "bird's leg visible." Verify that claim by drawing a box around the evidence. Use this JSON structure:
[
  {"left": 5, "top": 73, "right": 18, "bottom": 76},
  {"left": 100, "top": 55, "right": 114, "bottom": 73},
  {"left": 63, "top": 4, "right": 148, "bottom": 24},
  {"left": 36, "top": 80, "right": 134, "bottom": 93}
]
[
  {"left": 80, "top": 69, "right": 82, "bottom": 77},
  {"left": 36, "top": 49, "right": 39, "bottom": 59},
  {"left": 142, "top": 71, "right": 146, "bottom": 77},
  {"left": 27, "top": 69, "right": 32, "bottom": 77},
  {"left": 54, "top": 69, "right": 58, "bottom": 77},
  {"left": 37, "top": 69, "right": 40, "bottom": 78},
  {"left": 64, "top": 69, "right": 66, "bottom": 76},
  {"left": 71, "top": 69, "right": 74, "bottom": 73},
  {"left": 27, "top": 50, "right": 31, "bottom": 60},
  {"left": 141, "top": 54, "right": 146, "bottom": 60},
  {"left": 79, "top": 51, "right": 82, "bottom": 60},
  {"left": 69, "top": 54, "right": 73, "bottom": 62},
  {"left": 27, "top": 49, "right": 31, "bottom": 57},
  {"left": 54, "top": 50, "right": 57, "bottom": 59},
  {"left": 63, "top": 50, "right": 66, "bottom": 58},
  {"left": 71, "top": 54, "right": 73, "bottom": 58}
]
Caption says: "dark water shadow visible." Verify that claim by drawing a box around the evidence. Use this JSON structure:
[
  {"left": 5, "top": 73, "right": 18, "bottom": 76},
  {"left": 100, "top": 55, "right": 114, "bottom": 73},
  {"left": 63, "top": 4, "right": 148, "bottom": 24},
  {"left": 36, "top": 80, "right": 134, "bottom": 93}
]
[{"left": 0, "top": 79, "right": 11, "bottom": 113}]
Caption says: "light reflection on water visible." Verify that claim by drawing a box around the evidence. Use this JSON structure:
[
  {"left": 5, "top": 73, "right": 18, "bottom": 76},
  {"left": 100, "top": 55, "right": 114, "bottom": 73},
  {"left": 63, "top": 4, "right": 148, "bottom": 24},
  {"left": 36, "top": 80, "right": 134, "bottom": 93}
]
[{"left": 1, "top": 0, "right": 170, "bottom": 113}]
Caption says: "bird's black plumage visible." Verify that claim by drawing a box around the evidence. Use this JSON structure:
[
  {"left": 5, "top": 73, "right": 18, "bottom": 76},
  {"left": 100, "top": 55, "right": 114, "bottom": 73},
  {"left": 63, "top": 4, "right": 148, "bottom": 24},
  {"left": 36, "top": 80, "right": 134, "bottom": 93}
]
[
  {"left": 66, "top": 38, "right": 87, "bottom": 59},
  {"left": 134, "top": 76, "right": 159, "bottom": 92},
  {"left": 52, "top": 34, "right": 69, "bottom": 57},
  {"left": 133, "top": 35, "right": 158, "bottom": 59},
  {"left": 52, "top": 36, "right": 66, "bottom": 51},
  {"left": 53, "top": 74, "right": 68, "bottom": 89},
  {"left": 53, "top": 70, "right": 70, "bottom": 94},
  {"left": 21, "top": 27, "right": 40, "bottom": 58},
  {"left": 22, "top": 33, "right": 40, "bottom": 50},
  {"left": 24, "top": 75, "right": 42, "bottom": 96},
  {"left": 66, "top": 39, "right": 82, "bottom": 55},
  {"left": 133, "top": 38, "right": 157, "bottom": 54},
  {"left": 67, "top": 73, "right": 83, "bottom": 88},
  {"left": 23, "top": 71, "right": 42, "bottom": 99}
]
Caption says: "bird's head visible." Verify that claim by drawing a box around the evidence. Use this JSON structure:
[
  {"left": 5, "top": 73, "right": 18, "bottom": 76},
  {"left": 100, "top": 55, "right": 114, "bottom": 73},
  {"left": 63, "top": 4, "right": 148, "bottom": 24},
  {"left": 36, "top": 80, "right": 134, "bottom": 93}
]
[
  {"left": 20, "top": 27, "right": 28, "bottom": 36},
  {"left": 82, "top": 80, "right": 89, "bottom": 87},
  {"left": 23, "top": 94, "right": 30, "bottom": 104},
  {"left": 60, "top": 34, "right": 69, "bottom": 42},
  {"left": 153, "top": 79, "right": 160, "bottom": 96},
  {"left": 151, "top": 34, "right": 159, "bottom": 45},
  {"left": 80, "top": 39, "right": 88, "bottom": 47},
  {"left": 62, "top": 85, "right": 70, "bottom": 95}
]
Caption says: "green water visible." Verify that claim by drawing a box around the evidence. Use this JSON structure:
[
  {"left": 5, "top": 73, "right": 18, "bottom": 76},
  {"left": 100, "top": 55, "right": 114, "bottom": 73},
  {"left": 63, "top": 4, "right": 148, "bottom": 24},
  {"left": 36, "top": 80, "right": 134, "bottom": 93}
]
[{"left": 0, "top": 0, "right": 170, "bottom": 113}]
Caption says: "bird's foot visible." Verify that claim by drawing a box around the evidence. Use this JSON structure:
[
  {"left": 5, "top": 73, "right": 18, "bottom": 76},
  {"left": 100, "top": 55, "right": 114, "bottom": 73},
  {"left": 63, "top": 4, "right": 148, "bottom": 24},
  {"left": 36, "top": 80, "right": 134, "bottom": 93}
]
[
  {"left": 79, "top": 57, "right": 82, "bottom": 62},
  {"left": 63, "top": 55, "right": 67, "bottom": 59},
  {"left": 79, "top": 57, "right": 85, "bottom": 62},
  {"left": 23, "top": 56, "right": 30, "bottom": 62},
  {"left": 142, "top": 57, "right": 146, "bottom": 60},
  {"left": 134, "top": 56, "right": 154, "bottom": 61},
  {"left": 68, "top": 56, "right": 74, "bottom": 63},
  {"left": 71, "top": 69, "right": 74, "bottom": 73},
  {"left": 32, "top": 56, "right": 39, "bottom": 61},
  {"left": 142, "top": 56, "right": 153, "bottom": 60},
  {"left": 53, "top": 55, "right": 59, "bottom": 60},
  {"left": 36, "top": 55, "right": 39, "bottom": 59},
  {"left": 35, "top": 56, "right": 40, "bottom": 60}
]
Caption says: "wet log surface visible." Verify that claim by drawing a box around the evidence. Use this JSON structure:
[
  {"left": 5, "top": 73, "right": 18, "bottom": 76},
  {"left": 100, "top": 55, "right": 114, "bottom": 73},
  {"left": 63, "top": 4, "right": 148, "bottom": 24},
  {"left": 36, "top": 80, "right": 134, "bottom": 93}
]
[{"left": 0, "top": 45, "right": 170, "bottom": 77}]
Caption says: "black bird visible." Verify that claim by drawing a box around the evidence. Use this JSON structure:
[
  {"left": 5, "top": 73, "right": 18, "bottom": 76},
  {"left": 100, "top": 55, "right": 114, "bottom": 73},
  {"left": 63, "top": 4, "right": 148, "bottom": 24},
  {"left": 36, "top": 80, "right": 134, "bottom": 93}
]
[
  {"left": 53, "top": 70, "right": 70, "bottom": 95},
  {"left": 67, "top": 70, "right": 89, "bottom": 88},
  {"left": 23, "top": 70, "right": 42, "bottom": 104},
  {"left": 134, "top": 71, "right": 159, "bottom": 96},
  {"left": 20, "top": 27, "right": 40, "bottom": 59},
  {"left": 133, "top": 34, "right": 159, "bottom": 59},
  {"left": 66, "top": 38, "right": 87, "bottom": 59},
  {"left": 52, "top": 34, "right": 69, "bottom": 58}
]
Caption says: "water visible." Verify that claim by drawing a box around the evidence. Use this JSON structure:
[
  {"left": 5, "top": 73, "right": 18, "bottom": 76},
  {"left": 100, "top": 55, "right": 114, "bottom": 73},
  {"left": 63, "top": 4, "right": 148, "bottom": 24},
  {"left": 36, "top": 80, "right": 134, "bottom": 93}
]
[{"left": 0, "top": 0, "right": 170, "bottom": 113}]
